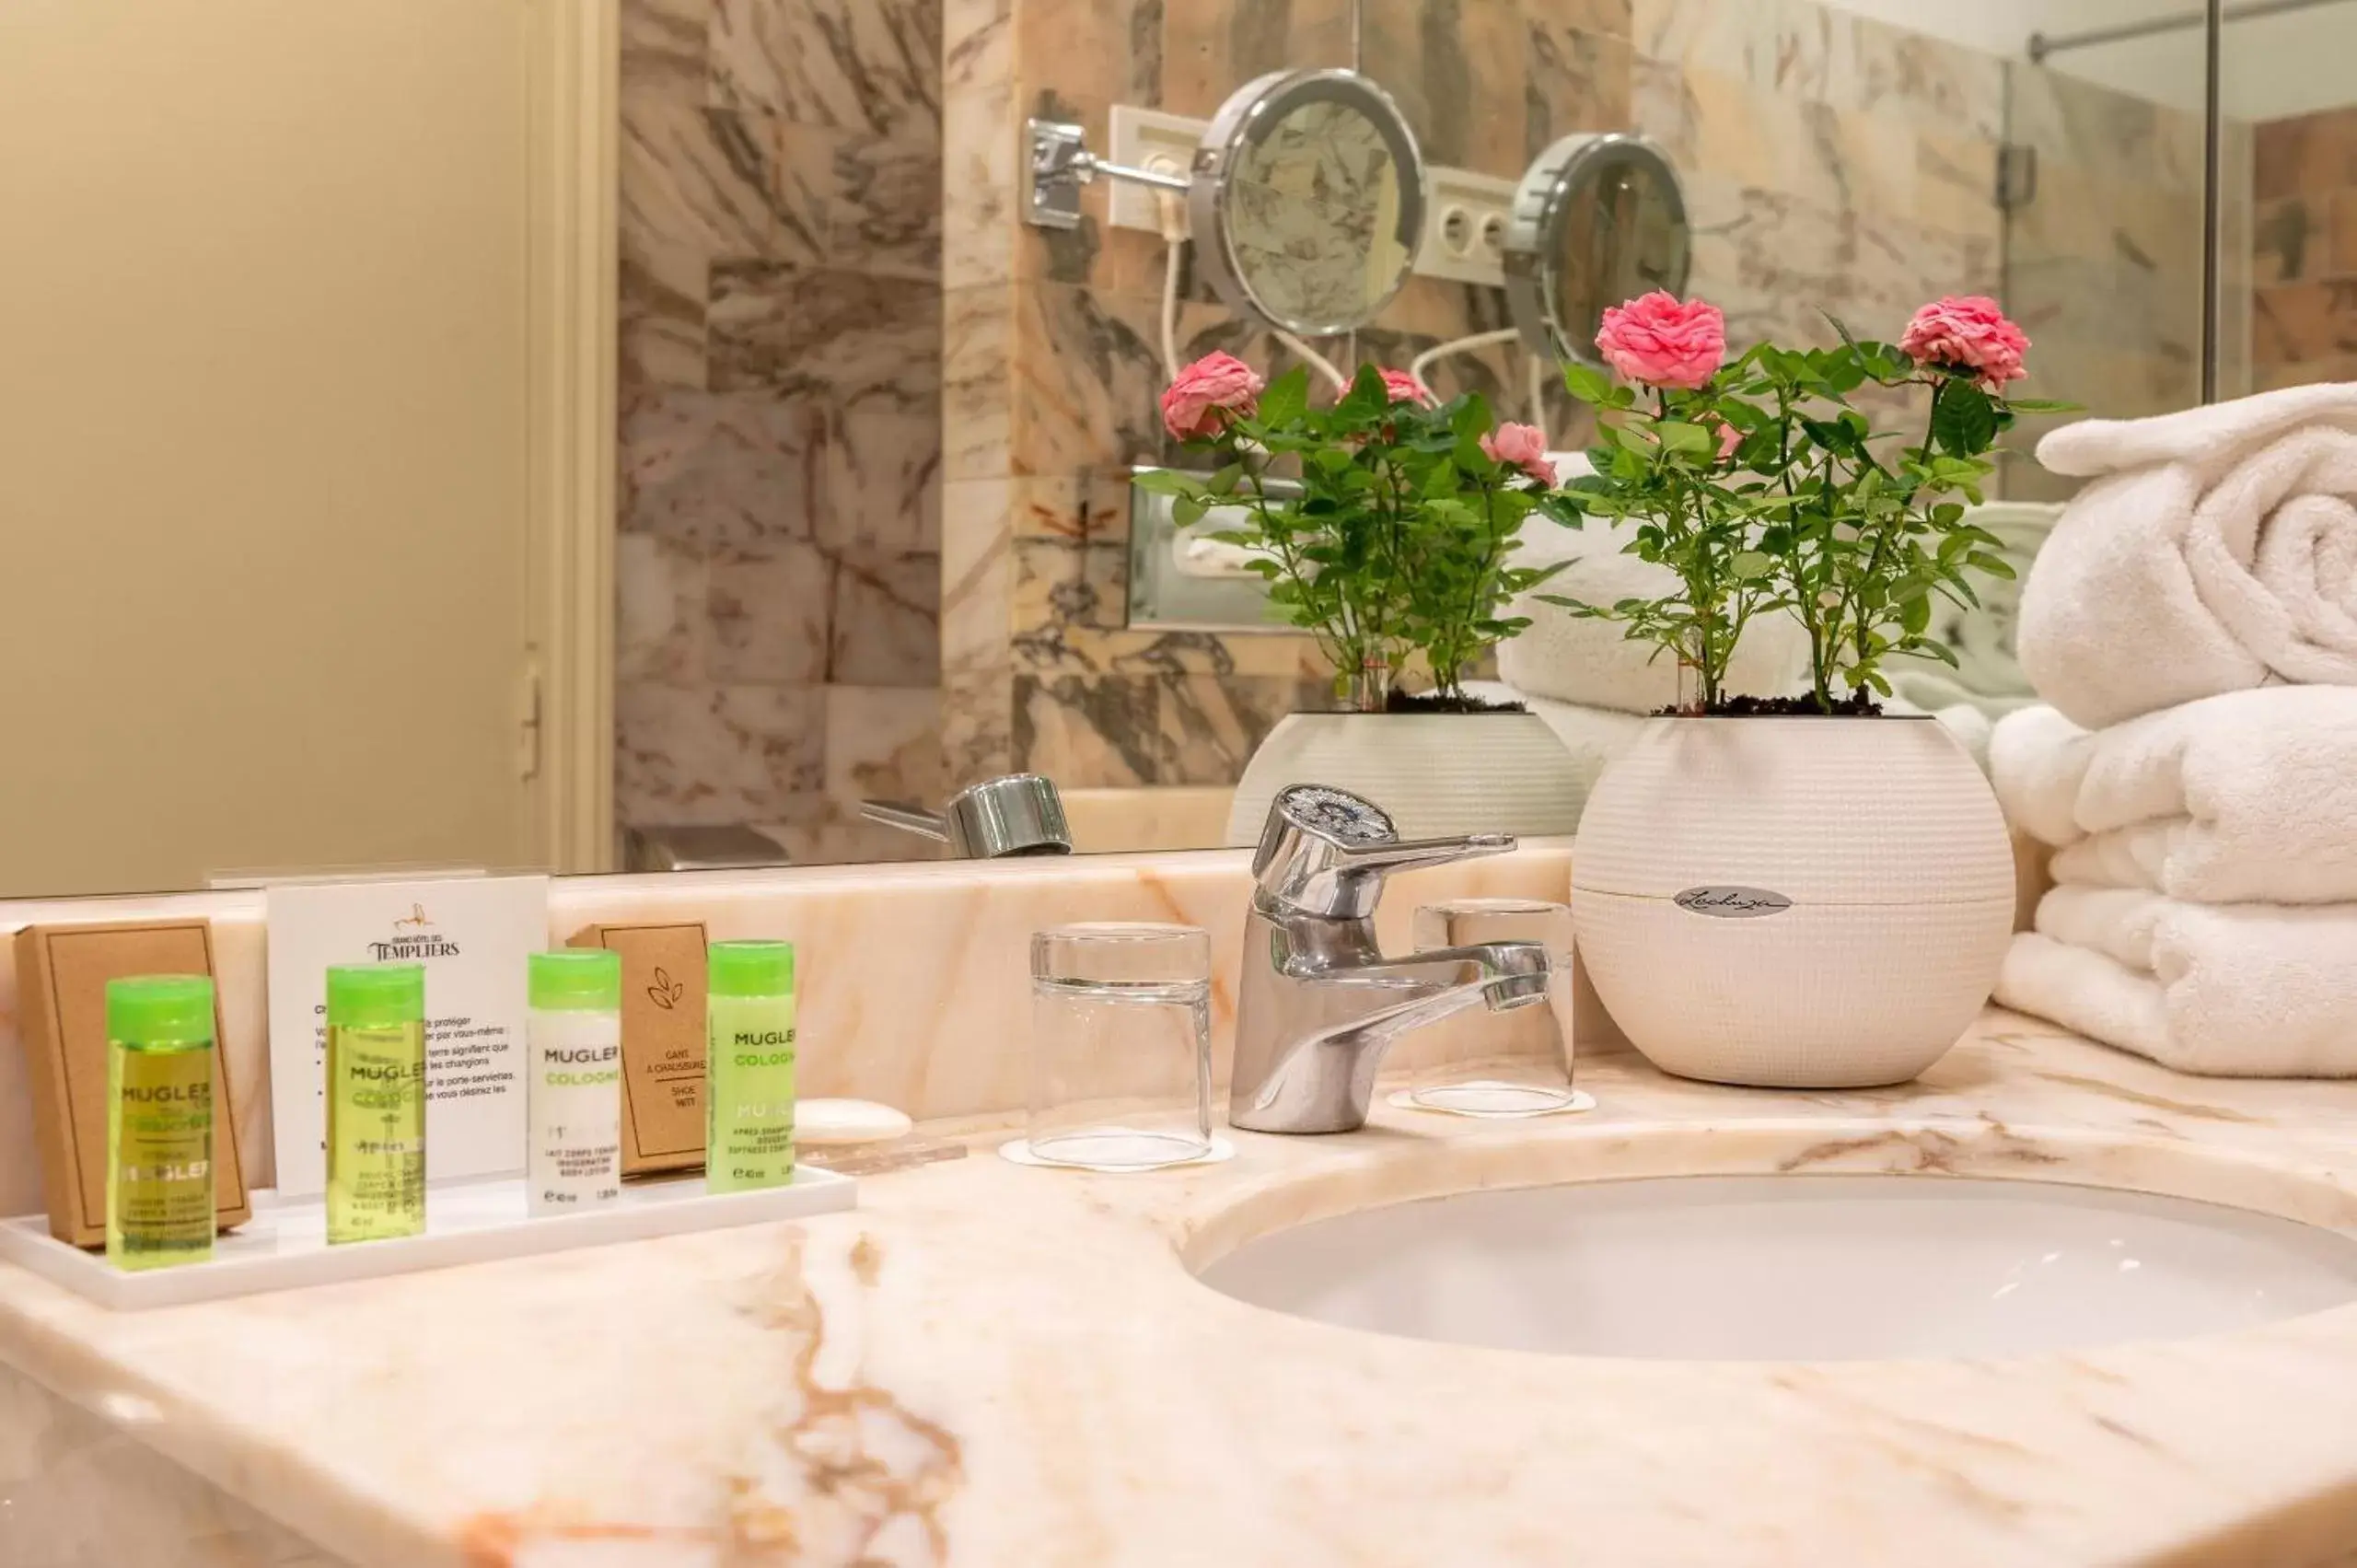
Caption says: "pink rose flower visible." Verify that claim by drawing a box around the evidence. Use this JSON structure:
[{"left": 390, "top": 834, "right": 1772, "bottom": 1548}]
[
  {"left": 1480, "top": 421, "right": 1553, "bottom": 483},
  {"left": 1595, "top": 292, "right": 1726, "bottom": 389},
  {"left": 1898, "top": 296, "right": 2029, "bottom": 389},
  {"left": 1160, "top": 351, "right": 1265, "bottom": 441},
  {"left": 1378, "top": 367, "right": 1433, "bottom": 405}
]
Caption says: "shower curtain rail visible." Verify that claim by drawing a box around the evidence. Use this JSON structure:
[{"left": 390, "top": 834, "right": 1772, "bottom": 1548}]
[{"left": 2028, "top": 0, "right": 2339, "bottom": 62}]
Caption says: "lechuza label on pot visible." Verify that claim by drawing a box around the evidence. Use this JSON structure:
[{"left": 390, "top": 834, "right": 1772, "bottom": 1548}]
[{"left": 1672, "top": 886, "right": 1794, "bottom": 918}]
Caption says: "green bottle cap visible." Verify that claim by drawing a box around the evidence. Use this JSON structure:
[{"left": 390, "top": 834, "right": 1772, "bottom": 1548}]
[
  {"left": 106, "top": 975, "right": 215, "bottom": 1044},
  {"left": 326, "top": 963, "right": 425, "bottom": 1028},
  {"left": 708, "top": 940, "right": 795, "bottom": 997},
  {"left": 528, "top": 948, "right": 621, "bottom": 1012}
]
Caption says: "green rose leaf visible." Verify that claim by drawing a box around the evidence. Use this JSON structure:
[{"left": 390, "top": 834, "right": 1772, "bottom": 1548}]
[
  {"left": 1562, "top": 361, "right": 1615, "bottom": 404},
  {"left": 1258, "top": 365, "right": 1311, "bottom": 428},
  {"left": 1931, "top": 378, "right": 1998, "bottom": 455}
]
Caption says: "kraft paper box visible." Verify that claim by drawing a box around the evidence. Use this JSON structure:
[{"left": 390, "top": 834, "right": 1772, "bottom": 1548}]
[
  {"left": 567, "top": 921, "right": 707, "bottom": 1175},
  {"left": 12, "top": 920, "right": 252, "bottom": 1247}
]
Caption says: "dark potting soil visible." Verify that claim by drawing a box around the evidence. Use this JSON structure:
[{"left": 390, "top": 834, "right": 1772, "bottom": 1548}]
[
  {"left": 1653, "top": 691, "right": 1887, "bottom": 717},
  {"left": 1383, "top": 690, "right": 1531, "bottom": 715}
]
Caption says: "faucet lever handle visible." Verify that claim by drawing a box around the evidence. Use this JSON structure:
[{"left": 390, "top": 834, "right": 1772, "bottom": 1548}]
[{"left": 1252, "top": 784, "right": 1516, "bottom": 919}]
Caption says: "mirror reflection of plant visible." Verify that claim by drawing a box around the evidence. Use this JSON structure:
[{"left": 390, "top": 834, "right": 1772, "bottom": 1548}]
[
  {"left": 1136, "top": 354, "right": 1565, "bottom": 711},
  {"left": 1549, "top": 292, "right": 2075, "bottom": 714}
]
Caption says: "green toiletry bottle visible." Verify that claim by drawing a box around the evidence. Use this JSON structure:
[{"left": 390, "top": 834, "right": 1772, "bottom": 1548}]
[
  {"left": 325, "top": 962, "right": 428, "bottom": 1243},
  {"left": 105, "top": 975, "right": 217, "bottom": 1271},
  {"left": 704, "top": 941, "right": 796, "bottom": 1193}
]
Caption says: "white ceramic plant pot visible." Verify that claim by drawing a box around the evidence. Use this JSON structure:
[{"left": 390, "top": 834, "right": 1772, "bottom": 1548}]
[
  {"left": 1571, "top": 716, "right": 2014, "bottom": 1087},
  {"left": 1225, "top": 712, "right": 1588, "bottom": 845}
]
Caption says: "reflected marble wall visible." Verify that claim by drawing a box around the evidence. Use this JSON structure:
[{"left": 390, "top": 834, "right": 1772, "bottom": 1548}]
[
  {"left": 2003, "top": 60, "right": 2220, "bottom": 497},
  {"left": 616, "top": 0, "right": 946, "bottom": 862},
  {"left": 942, "top": 0, "right": 2227, "bottom": 805},
  {"left": 1631, "top": 0, "right": 2004, "bottom": 439},
  {"left": 940, "top": 0, "right": 1634, "bottom": 793},
  {"left": 2252, "top": 103, "right": 2357, "bottom": 389}
]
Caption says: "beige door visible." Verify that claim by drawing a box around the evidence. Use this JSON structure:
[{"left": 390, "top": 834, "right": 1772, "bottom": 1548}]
[{"left": 0, "top": 0, "right": 564, "bottom": 897}]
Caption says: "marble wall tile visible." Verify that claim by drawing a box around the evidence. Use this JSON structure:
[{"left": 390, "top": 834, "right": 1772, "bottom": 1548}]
[
  {"left": 1008, "top": 470, "right": 1134, "bottom": 549},
  {"left": 616, "top": 532, "right": 711, "bottom": 683},
  {"left": 943, "top": 284, "right": 1015, "bottom": 479},
  {"left": 621, "top": 95, "right": 789, "bottom": 263},
  {"left": 621, "top": 0, "right": 714, "bottom": 97},
  {"left": 1820, "top": 7, "right": 2003, "bottom": 143},
  {"left": 2254, "top": 281, "right": 2357, "bottom": 366},
  {"left": 707, "top": 540, "right": 834, "bottom": 683},
  {"left": 619, "top": 246, "right": 709, "bottom": 390},
  {"left": 1361, "top": 0, "right": 1529, "bottom": 175},
  {"left": 822, "top": 685, "right": 946, "bottom": 807},
  {"left": 830, "top": 549, "right": 942, "bottom": 686},
  {"left": 2255, "top": 104, "right": 2357, "bottom": 203},
  {"left": 1525, "top": 8, "right": 1635, "bottom": 161},
  {"left": 620, "top": 385, "right": 821, "bottom": 549},
  {"left": 1009, "top": 284, "right": 1165, "bottom": 476},
  {"left": 942, "top": 65, "right": 1016, "bottom": 289},
  {"left": 1012, "top": 0, "right": 1160, "bottom": 112},
  {"left": 616, "top": 681, "right": 828, "bottom": 824},
  {"left": 1106, "top": 627, "right": 1329, "bottom": 682},
  {"left": 1014, "top": 674, "right": 1160, "bottom": 784},
  {"left": 708, "top": 261, "right": 941, "bottom": 409},
  {"left": 2008, "top": 64, "right": 2203, "bottom": 199},
  {"left": 1154, "top": 672, "right": 1321, "bottom": 784},
  {"left": 1161, "top": 0, "right": 1353, "bottom": 119},
  {"left": 709, "top": 0, "right": 940, "bottom": 140},
  {"left": 2249, "top": 105, "right": 2357, "bottom": 391},
  {"left": 818, "top": 400, "right": 941, "bottom": 557},
  {"left": 1010, "top": 538, "right": 1131, "bottom": 674},
  {"left": 940, "top": 477, "right": 1016, "bottom": 782}
]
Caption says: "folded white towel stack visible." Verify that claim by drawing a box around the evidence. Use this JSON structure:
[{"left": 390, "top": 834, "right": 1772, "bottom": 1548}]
[
  {"left": 1991, "top": 690, "right": 2357, "bottom": 1074},
  {"left": 2016, "top": 383, "right": 2357, "bottom": 729}
]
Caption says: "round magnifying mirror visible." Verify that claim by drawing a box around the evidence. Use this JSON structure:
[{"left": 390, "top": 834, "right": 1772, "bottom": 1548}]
[
  {"left": 1504, "top": 133, "right": 1689, "bottom": 366},
  {"left": 1190, "top": 68, "right": 1426, "bottom": 339}
]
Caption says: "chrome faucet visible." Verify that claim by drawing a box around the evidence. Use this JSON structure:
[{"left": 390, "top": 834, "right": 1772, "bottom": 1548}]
[{"left": 1229, "top": 784, "right": 1558, "bottom": 1134}]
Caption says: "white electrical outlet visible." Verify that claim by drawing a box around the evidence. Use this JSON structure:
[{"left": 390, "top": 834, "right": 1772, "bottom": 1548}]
[
  {"left": 1108, "top": 104, "right": 1209, "bottom": 233},
  {"left": 1414, "top": 164, "right": 1518, "bottom": 287}
]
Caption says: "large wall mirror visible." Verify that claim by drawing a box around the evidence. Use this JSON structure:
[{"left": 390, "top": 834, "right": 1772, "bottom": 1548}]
[{"left": 0, "top": 0, "right": 2309, "bottom": 900}]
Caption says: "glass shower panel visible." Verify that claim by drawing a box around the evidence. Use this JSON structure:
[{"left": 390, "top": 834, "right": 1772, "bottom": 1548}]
[{"left": 2000, "top": 17, "right": 2212, "bottom": 500}]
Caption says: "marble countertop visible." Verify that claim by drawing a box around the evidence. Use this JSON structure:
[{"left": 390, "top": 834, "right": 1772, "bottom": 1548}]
[{"left": 6, "top": 1011, "right": 2357, "bottom": 1567}]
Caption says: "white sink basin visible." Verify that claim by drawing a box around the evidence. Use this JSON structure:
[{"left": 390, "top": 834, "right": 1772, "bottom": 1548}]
[{"left": 1196, "top": 1175, "right": 2357, "bottom": 1360}]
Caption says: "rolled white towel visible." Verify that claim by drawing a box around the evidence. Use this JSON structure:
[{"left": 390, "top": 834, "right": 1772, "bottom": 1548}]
[
  {"left": 1989, "top": 689, "right": 2357, "bottom": 903},
  {"left": 1994, "top": 886, "right": 2357, "bottom": 1076},
  {"left": 2019, "top": 383, "right": 2357, "bottom": 729},
  {"left": 1499, "top": 513, "right": 1809, "bottom": 712}
]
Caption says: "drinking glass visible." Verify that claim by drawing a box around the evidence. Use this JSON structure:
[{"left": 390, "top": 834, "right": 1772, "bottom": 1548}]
[
  {"left": 1027, "top": 923, "right": 1213, "bottom": 1169},
  {"left": 1403, "top": 899, "right": 1581, "bottom": 1116}
]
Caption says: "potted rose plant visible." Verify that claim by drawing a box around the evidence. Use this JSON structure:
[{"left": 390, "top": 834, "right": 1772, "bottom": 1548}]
[
  {"left": 1554, "top": 292, "right": 2073, "bottom": 1087},
  {"left": 1136, "top": 354, "right": 1584, "bottom": 842}
]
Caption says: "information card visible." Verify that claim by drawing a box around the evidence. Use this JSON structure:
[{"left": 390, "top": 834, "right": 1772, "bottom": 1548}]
[{"left": 264, "top": 875, "right": 550, "bottom": 1197}]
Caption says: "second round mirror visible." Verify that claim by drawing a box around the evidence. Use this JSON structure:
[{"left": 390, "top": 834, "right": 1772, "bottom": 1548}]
[{"left": 1504, "top": 133, "right": 1689, "bottom": 366}]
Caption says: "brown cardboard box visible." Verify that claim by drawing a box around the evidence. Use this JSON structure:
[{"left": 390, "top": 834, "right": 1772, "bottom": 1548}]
[
  {"left": 12, "top": 920, "right": 252, "bottom": 1247},
  {"left": 567, "top": 921, "right": 707, "bottom": 1175}
]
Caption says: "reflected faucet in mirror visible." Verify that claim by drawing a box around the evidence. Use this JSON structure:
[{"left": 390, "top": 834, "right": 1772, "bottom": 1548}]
[
  {"left": 1231, "top": 784, "right": 1557, "bottom": 1134},
  {"left": 860, "top": 775, "right": 1074, "bottom": 859}
]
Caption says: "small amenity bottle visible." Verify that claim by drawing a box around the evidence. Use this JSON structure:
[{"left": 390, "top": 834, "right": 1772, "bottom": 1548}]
[
  {"left": 104, "top": 975, "right": 217, "bottom": 1271},
  {"left": 325, "top": 962, "right": 427, "bottom": 1244},
  {"left": 527, "top": 949, "right": 623, "bottom": 1216},
  {"left": 704, "top": 940, "right": 796, "bottom": 1193}
]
